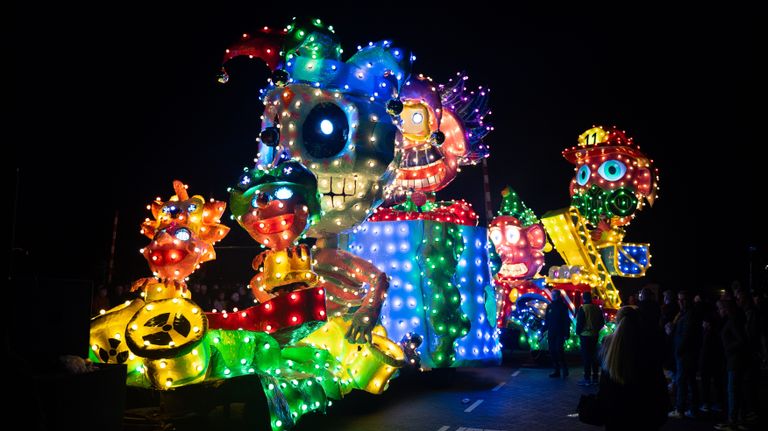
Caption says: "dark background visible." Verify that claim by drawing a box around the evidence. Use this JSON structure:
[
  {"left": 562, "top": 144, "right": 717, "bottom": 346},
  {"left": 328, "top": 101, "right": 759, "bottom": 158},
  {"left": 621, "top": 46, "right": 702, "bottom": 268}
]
[{"left": 11, "top": 3, "right": 764, "bottom": 296}]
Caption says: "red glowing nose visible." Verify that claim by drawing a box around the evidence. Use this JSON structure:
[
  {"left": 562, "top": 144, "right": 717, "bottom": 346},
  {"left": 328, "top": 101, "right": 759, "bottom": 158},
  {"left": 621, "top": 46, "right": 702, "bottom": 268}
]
[{"left": 149, "top": 249, "right": 188, "bottom": 266}]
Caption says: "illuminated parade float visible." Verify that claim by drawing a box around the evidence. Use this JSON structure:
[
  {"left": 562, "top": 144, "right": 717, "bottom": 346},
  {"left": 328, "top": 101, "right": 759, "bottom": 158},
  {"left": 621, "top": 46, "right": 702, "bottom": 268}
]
[
  {"left": 493, "top": 126, "right": 660, "bottom": 351},
  {"left": 87, "top": 16, "right": 659, "bottom": 429}
]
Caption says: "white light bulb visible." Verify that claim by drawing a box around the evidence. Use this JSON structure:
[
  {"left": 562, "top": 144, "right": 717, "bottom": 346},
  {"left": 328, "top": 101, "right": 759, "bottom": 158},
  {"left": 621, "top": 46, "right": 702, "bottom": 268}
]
[{"left": 320, "top": 119, "right": 334, "bottom": 135}]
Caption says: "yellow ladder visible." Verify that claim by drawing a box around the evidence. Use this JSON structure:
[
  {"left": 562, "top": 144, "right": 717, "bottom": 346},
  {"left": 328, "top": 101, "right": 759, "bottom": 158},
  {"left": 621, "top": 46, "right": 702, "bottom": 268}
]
[{"left": 540, "top": 207, "right": 621, "bottom": 309}]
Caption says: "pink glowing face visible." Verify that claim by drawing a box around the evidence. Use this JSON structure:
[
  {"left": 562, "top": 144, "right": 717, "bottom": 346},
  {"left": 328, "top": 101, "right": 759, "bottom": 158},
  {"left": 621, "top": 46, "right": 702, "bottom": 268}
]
[
  {"left": 489, "top": 216, "right": 546, "bottom": 281},
  {"left": 239, "top": 185, "right": 311, "bottom": 250},
  {"left": 143, "top": 225, "right": 214, "bottom": 281}
]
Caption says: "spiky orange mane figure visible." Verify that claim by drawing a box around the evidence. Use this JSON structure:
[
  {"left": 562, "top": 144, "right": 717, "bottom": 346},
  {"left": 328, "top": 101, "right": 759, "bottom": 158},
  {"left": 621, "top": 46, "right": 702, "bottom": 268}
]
[{"left": 136, "top": 180, "right": 229, "bottom": 290}]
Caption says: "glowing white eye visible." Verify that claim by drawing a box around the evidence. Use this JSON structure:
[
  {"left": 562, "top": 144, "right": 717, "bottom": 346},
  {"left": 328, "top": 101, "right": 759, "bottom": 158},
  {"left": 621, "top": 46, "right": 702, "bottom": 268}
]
[
  {"left": 411, "top": 112, "right": 424, "bottom": 124},
  {"left": 320, "top": 119, "right": 333, "bottom": 135},
  {"left": 274, "top": 187, "right": 293, "bottom": 200},
  {"left": 187, "top": 203, "right": 197, "bottom": 212},
  {"left": 598, "top": 160, "right": 627, "bottom": 181},
  {"left": 505, "top": 226, "right": 521, "bottom": 244},
  {"left": 174, "top": 228, "right": 191, "bottom": 241},
  {"left": 490, "top": 228, "right": 502, "bottom": 245}
]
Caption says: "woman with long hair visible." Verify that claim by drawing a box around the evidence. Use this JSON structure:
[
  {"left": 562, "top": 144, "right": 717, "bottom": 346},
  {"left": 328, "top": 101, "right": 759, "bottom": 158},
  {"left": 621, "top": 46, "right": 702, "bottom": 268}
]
[{"left": 596, "top": 306, "right": 669, "bottom": 430}]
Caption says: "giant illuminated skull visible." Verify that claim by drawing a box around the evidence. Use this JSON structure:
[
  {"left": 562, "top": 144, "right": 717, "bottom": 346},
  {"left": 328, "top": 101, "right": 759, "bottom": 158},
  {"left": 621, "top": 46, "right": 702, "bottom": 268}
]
[
  {"left": 219, "top": 18, "right": 410, "bottom": 236},
  {"left": 257, "top": 85, "right": 398, "bottom": 235}
]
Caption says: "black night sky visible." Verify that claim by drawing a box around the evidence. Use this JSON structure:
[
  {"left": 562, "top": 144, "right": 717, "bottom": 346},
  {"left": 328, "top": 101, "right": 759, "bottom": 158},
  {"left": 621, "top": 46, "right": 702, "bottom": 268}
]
[{"left": 12, "top": 3, "right": 764, "bottom": 296}]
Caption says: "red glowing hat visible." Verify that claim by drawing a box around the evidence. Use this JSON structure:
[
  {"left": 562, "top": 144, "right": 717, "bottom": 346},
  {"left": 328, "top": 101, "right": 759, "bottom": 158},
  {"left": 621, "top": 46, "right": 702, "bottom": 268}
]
[{"left": 562, "top": 126, "right": 648, "bottom": 164}]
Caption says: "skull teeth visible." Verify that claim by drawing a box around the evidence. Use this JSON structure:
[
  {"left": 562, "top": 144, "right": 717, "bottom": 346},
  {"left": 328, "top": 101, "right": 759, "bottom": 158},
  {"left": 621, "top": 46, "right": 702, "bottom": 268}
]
[{"left": 318, "top": 176, "right": 360, "bottom": 210}]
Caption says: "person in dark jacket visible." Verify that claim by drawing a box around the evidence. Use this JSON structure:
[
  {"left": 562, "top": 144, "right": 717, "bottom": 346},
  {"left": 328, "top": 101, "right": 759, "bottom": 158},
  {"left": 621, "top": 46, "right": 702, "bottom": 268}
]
[
  {"left": 660, "top": 289, "right": 679, "bottom": 376},
  {"left": 735, "top": 288, "right": 761, "bottom": 422},
  {"left": 668, "top": 290, "right": 701, "bottom": 419},
  {"left": 595, "top": 306, "right": 669, "bottom": 431},
  {"left": 546, "top": 289, "right": 571, "bottom": 377},
  {"left": 576, "top": 291, "right": 605, "bottom": 385},
  {"left": 698, "top": 295, "right": 725, "bottom": 413},
  {"left": 638, "top": 287, "right": 662, "bottom": 331},
  {"left": 714, "top": 299, "right": 748, "bottom": 431}
]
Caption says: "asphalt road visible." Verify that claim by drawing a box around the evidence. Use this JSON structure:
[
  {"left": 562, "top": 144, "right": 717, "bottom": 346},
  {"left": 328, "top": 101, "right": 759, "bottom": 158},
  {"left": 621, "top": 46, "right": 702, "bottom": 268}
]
[{"left": 126, "top": 354, "right": 766, "bottom": 431}]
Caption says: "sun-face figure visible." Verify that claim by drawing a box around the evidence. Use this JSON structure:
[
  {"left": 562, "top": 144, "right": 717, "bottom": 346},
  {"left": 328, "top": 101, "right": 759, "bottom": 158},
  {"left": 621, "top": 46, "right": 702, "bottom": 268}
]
[
  {"left": 489, "top": 187, "right": 547, "bottom": 328},
  {"left": 90, "top": 181, "right": 229, "bottom": 389},
  {"left": 564, "top": 126, "right": 658, "bottom": 244},
  {"left": 229, "top": 160, "right": 321, "bottom": 303},
  {"left": 138, "top": 181, "right": 229, "bottom": 291},
  {"left": 386, "top": 73, "right": 491, "bottom": 199}
]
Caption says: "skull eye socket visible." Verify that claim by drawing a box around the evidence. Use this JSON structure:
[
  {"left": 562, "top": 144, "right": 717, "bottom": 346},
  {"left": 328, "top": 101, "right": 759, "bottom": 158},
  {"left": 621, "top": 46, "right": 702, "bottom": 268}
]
[{"left": 302, "top": 102, "right": 349, "bottom": 158}]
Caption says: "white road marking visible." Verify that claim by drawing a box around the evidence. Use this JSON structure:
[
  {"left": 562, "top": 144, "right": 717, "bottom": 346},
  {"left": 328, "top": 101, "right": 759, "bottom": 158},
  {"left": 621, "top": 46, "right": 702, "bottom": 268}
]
[
  {"left": 491, "top": 382, "right": 506, "bottom": 391},
  {"left": 464, "top": 399, "right": 484, "bottom": 412},
  {"left": 510, "top": 370, "right": 520, "bottom": 377},
  {"left": 444, "top": 427, "right": 506, "bottom": 431}
]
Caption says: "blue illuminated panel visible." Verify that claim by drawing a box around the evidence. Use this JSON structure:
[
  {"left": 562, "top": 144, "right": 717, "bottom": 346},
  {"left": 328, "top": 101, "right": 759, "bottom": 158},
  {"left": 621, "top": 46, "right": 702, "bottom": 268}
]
[
  {"left": 348, "top": 220, "right": 502, "bottom": 368},
  {"left": 600, "top": 243, "right": 650, "bottom": 277}
]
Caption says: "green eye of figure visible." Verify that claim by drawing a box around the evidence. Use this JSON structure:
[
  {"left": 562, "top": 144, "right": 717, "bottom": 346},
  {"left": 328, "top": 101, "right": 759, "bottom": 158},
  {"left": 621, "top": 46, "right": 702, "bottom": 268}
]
[
  {"left": 576, "top": 165, "right": 591, "bottom": 186},
  {"left": 598, "top": 160, "right": 627, "bottom": 181}
]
